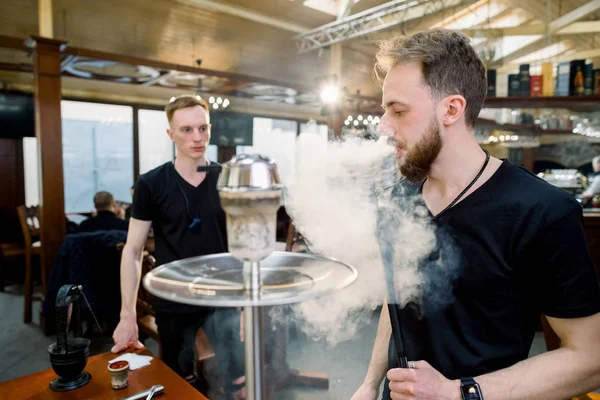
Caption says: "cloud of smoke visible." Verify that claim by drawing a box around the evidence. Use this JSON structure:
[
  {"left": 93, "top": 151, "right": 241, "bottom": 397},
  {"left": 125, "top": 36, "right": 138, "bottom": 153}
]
[{"left": 277, "top": 132, "right": 460, "bottom": 345}]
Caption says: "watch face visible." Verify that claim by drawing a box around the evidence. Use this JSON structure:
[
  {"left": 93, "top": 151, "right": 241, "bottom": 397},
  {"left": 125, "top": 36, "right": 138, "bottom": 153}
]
[{"left": 462, "top": 384, "right": 483, "bottom": 400}]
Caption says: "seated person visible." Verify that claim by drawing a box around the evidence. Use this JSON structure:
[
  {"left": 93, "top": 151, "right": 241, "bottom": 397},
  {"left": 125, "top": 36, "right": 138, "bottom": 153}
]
[
  {"left": 79, "top": 191, "right": 128, "bottom": 232},
  {"left": 583, "top": 155, "right": 600, "bottom": 204},
  {"left": 125, "top": 185, "right": 135, "bottom": 220}
]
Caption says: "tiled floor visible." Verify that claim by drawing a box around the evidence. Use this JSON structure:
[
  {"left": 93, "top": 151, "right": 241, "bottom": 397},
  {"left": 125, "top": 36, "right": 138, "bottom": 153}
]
[{"left": 0, "top": 285, "right": 559, "bottom": 399}]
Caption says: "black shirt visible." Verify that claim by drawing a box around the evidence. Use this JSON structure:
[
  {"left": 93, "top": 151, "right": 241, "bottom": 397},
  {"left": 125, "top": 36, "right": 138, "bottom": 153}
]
[
  {"left": 382, "top": 160, "right": 600, "bottom": 396},
  {"left": 79, "top": 210, "right": 129, "bottom": 233},
  {"left": 131, "top": 161, "right": 227, "bottom": 313}
]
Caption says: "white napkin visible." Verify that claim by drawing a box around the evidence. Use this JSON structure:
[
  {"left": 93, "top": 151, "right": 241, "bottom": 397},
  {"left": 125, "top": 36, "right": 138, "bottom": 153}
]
[{"left": 108, "top": 353, "right": 153, "bottom": 370}]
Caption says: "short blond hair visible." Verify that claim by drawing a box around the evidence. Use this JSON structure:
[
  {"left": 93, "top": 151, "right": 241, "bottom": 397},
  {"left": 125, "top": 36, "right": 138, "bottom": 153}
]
[{"left": 165, "top": 94, "right": 210, "bottom": 123}]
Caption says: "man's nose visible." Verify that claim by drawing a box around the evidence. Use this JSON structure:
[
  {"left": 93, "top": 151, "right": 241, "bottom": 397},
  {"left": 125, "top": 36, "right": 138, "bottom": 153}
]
[
  {"left": 377, "top": 115, "right": 393, "bottom": 137},
  {"left": 192, "top": 129, "right": 203, "bottom": 142}
]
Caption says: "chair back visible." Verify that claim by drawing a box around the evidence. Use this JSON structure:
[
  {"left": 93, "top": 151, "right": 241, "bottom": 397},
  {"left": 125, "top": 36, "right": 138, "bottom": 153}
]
[
  {"left": 17, "top": 205, "right": 40, "bottom": 247},
  {"left": 285, "top": 221, "right": 306, "bottom": 252}
]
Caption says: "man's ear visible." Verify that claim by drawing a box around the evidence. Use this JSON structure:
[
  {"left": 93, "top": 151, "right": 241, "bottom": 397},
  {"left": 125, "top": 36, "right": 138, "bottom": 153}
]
[
  {"left": 166, "top": 128, "right": 174, "bottom": 141},
  {"left": 441, "top": 95, "right": 467, "bottom": 126}
]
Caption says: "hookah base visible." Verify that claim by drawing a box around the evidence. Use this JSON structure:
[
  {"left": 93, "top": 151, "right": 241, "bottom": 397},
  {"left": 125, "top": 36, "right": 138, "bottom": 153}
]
[{"left": 49, "top": 371, "right": 91, "bottom": 392}]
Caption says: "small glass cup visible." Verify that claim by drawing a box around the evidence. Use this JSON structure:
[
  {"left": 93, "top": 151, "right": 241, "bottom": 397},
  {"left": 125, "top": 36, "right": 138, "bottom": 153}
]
[{"left": 108, "top": 360, "right": 129, "bottom": 390}]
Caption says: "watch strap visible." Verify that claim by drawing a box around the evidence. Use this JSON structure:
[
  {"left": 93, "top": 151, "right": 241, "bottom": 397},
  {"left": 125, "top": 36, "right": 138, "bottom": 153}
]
[{"left": 460, "top": 377, "right": 477, "bottom": 386}]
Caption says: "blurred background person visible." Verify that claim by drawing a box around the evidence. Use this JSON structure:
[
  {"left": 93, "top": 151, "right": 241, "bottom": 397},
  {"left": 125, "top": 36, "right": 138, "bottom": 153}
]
[{"left": 79, "top": 191, "right": 128, "bottom": 232}]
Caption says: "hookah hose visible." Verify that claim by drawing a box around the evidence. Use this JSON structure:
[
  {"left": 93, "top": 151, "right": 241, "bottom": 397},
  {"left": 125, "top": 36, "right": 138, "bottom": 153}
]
[
  {"left": 376, "top": 196, "right": 409, "bottom": 369},
  {"left": 381, "top": 236, "right": 409, "bottom": 369}
]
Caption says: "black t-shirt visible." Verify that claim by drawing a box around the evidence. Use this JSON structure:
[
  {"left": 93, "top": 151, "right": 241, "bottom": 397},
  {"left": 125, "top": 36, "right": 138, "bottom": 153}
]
[
  {"left": 383, "top": 160, "right": 600, "bottom": 395},
  {"left": 132, "top": 161, "right": 228, "bottom": 313},
  {"left": 79, "top": 211, "right": 129, "bottom": 233}
]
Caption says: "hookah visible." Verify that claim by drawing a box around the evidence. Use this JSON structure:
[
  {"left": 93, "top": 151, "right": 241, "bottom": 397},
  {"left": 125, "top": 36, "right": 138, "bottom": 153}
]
[
  {"left": 48, "top": 284, "right": 99, "bottom": 391},
  {"left": 144, "top": 154, "right": 358, "bottom": 399}
]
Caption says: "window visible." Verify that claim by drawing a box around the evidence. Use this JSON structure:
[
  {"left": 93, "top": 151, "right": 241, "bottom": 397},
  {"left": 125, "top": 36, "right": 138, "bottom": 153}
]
[
  {"left": 138, "top": 109, "right": 173, "bottom": 175},
  {"left": 62, "top": 101, "right": 133, "bottom": 213},
  {"left": 237, "top": 117, "right": 297, "bottom": 183},
  {"left": 23, "top": 137, "right": 39, "bottom": 207}
]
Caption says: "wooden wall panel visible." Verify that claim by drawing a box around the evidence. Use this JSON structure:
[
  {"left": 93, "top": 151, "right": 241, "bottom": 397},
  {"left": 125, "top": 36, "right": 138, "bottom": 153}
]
[
  {"left": 0, "top": 138, "right": 25, "bottom": 243},
  {"left": 31, "top": 36, "right": 67, "bottom": 282}
]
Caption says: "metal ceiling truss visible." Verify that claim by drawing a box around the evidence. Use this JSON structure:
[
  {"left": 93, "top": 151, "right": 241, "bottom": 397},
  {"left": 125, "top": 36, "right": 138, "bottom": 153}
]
[{"left": 294, "top": 0, "right": 470, "bottom": 53}]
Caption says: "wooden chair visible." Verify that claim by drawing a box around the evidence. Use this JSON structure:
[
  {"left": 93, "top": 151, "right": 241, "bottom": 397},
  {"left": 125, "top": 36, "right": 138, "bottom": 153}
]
[
  {"left": 135, "top": 250, "right": 215, "bottom": 361},
  {"left": 135, "top": 249, "right": 162, "bottom": 359},
  {"left": 0, "top": 243, "right": 26, "bottom": 292},
  {"left": 17, "top": 205, "right": 43, "bottom": 323},
  {"left": 285, "top": 220, "right": 307, "bottom": 253}
]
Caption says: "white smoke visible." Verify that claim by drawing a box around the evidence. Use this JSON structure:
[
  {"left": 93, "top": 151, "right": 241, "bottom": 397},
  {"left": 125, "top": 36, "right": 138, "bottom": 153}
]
[{"left": 277, "top": 132, "right": 458, "bottom": 344}]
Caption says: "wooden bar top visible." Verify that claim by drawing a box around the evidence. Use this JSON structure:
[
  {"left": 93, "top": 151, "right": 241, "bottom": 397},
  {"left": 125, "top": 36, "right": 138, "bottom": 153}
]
[{"left": 0, "top": 348, "right": 207, "bottom": 399}]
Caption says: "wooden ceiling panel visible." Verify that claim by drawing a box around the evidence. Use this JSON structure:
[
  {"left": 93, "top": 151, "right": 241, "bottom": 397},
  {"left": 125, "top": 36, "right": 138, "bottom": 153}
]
[
  {"left": 216, "top": 0, "right": 388, "bottom": 28},
  {"left": 0, "top": 0, "right": 37, "bottom": 38},
  {"left": 215, "top": 0, "right": 332, "bottom": 27},
  {"left": 47, "top": 0, "right": 326, "bottom": 85}
]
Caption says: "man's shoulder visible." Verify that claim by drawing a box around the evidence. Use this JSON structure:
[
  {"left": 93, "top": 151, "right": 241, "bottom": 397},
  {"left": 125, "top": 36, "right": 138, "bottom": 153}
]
[
  {"left": 138, "top": 162, "right": 172, "bottom": 188},
  {"left": 78, "top": 217, "right": 94, "bottom": 231},
  {"left": 499, "top": 161, "right": 582, "bottom": 224}
]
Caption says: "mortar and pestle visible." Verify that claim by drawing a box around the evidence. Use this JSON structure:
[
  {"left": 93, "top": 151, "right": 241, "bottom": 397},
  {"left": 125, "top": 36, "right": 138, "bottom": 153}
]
[{"left": 47, "top": 284, "right": 92, "bottom": 391}]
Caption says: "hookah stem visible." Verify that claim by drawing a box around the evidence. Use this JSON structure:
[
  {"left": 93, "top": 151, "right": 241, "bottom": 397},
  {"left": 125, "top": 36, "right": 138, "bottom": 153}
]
[{"left": 79, "top": 288, "right": 102, "bottom": 331}]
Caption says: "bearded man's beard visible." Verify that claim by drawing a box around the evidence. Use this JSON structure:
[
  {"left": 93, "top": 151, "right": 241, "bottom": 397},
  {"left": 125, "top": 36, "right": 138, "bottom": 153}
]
[{"left": 398, "top": 119, "right": 443, "bottom": 183}]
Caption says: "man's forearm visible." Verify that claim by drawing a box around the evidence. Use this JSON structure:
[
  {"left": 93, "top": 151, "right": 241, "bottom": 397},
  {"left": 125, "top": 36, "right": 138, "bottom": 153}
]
[
  {"left": 364, "top": 301, "right": 392, "bottom": 388},
  {"left": 119, "top": 244, "right": 143, "bottom": 318},
  {"left": 476, "top": 347, "right": 600, "bottom": 400}
]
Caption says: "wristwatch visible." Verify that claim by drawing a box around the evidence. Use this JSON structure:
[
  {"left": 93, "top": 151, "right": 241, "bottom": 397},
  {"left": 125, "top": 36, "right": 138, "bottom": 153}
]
[{"left": 460, "top": 377, "right": 484, "bottom": 400}]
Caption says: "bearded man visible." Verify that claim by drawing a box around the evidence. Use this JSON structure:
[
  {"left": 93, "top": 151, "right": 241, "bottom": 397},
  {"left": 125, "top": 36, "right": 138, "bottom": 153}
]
[{"left": 351, "top": 29, "right": 600, "bottom": 400}]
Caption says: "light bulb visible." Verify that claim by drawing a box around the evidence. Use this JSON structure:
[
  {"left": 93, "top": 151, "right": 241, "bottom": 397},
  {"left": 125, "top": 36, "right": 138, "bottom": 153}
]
[{"left": 320, "top": 85, "right": 339, "bottom": 104}]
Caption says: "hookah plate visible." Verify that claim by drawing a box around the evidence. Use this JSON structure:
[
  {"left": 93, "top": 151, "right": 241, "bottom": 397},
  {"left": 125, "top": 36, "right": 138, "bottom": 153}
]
[
  {"left": 143, "top": 251, "right": 357, "bottom": 307},
  {"left": 49, "top": 371, "right": 91, "bottom": 392}
]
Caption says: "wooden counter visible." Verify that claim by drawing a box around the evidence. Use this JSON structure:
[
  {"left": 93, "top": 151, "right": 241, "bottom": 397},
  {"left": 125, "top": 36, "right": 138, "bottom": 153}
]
[
  {"left": 583, "top": 211, "right": 600, "bottom": 277},
  {"left": 0, "top": 348, "right": 207, "bottom": 400}
]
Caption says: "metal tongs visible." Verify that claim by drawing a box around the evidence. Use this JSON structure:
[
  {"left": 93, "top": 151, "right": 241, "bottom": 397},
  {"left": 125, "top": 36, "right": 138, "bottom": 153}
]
[{"left": 118, "top": 384, "right": 164, "bottom": 400}]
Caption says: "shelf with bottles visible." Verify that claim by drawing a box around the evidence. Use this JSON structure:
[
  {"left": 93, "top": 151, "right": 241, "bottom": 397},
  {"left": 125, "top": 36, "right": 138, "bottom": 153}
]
[
  {"left": 477, "top": 107, "right": 599, "bottom": 136},
  {"left": 483, "top": 95, "right": 600, "bottom": 112},
  {"left": 476, "top": 118, "right": 573, "bottom": 135}
]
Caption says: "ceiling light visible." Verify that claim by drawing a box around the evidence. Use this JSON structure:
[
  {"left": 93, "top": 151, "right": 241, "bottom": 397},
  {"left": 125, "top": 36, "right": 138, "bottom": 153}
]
[{"left": 320, "top": 85, "right": 339, "bottom": 104}]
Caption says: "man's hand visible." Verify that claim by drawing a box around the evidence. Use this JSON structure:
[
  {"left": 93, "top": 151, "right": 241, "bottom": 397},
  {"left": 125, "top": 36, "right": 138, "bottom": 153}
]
[
  {"left": 115, "top": 206, "right": 126, "bottom": 220},
  {"left": 387, "top": 361, "right": 460, "bottom": 400},
  {"left": 350, "top": 382, "right": 379, "bottom": 400},
  {"left": 111, "top": 315, "right": 144, "bottom": 353}
]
